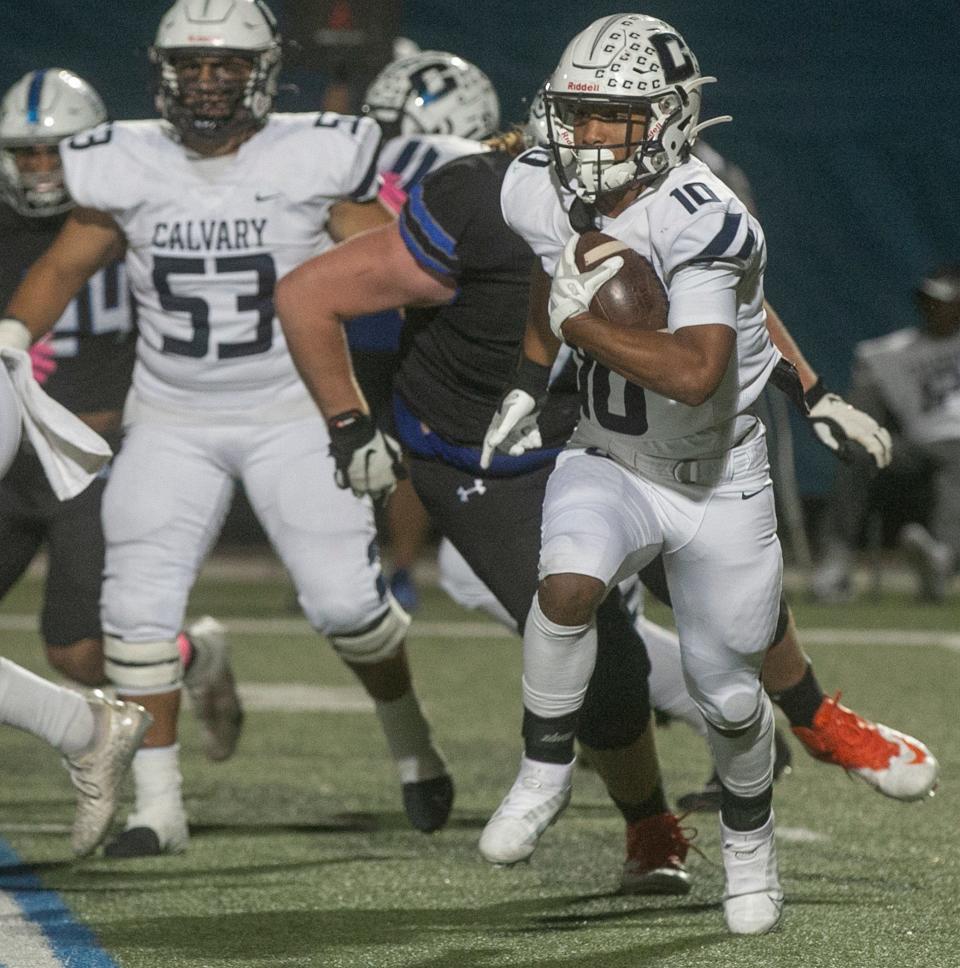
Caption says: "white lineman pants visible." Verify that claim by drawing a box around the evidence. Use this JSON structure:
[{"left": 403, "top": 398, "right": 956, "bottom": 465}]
[
  {"left": 101, "top": 416, "right": 390, "bottom": 643},
  {"left": 0, "top": 365, "right": 21, "bottom": 478},
  {"left": 539, "top": 430, "right": 782, "bottom": 732}
]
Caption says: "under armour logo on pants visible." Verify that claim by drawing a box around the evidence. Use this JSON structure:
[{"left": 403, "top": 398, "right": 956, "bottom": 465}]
[{"left": 457, "top": 479, "right": 487, "bottom": 503}]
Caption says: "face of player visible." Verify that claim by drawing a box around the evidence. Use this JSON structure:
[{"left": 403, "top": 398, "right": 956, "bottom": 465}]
[
  {"left": 10, "top": 144, "right": 66, "bottom": 206},
  {"left": 171, "top": 52, "right": 253, "bottom": 125},
  {"left": 554, "top": 98, "right": 649, "bottom": 214},
  {"left": 567, "top": 101, "right": 648, "bottom": 162},
  {"left": 921, "top": 297, "right": 960, "bottom": 338}
]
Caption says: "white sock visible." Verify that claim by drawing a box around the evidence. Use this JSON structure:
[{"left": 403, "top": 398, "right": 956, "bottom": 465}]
[
  {"left": 521, "top": 595, "right": 596, "bottom": 718},
  {"left": 0, "top": 657, "right": 95, "bottom": 756},
  {"left": 128, "top": 743, "right": 185, "bottom": 826},
  {"left": 518, "top": 754, "right": 575, "bottom": 789},
  {"left": 374, "top": 691, "right": 445, "bottom": 785},
  {"left": 706, "top": 694, "right": 776, "bottom": 798}
]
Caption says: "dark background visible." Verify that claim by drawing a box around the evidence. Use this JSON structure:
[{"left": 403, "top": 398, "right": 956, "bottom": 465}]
[{"left": 1, "top": 0, "right": 958, "bottom": 495}]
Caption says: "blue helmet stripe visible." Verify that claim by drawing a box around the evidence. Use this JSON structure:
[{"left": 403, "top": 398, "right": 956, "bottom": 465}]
[{"left": 26, "top": 69, "right": 46, "bottom": 125}]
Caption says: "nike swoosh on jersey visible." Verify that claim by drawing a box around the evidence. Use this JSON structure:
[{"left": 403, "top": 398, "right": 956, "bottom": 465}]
[
  {"left": 255, "top": 192, "right": 281, "bottom": 202},
  {"left": 741, "top": 484, "right": 771, "bottom": 500}
]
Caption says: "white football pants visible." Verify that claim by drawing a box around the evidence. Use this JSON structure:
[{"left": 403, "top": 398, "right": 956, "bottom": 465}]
[{"left": 101, "top": 416, "right": 390, "bottom": 643}]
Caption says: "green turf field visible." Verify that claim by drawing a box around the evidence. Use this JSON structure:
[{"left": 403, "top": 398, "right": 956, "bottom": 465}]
[{"left": 1, "top": 571, "right": 957, "bottom": 968}]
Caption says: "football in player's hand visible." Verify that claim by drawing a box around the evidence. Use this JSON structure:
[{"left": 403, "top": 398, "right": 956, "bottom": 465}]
[{"left": 574, "top": 231, "right": 668, "bottom": 331}]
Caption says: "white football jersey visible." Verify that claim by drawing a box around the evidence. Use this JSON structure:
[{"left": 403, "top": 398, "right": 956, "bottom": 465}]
[
  {"left": 376, "top": 132, "right": 487, "bottom": 192},
  {"left": 855, "top": 326, "right": 960, "bottom": 446},
  {"left": 501, "top": 149, "right": 779, "bottom": 459},
  {"left": 61, "top": 113, "right": 380, "bottom": 417}
]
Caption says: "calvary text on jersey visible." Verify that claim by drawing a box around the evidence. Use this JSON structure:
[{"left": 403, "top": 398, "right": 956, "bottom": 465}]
[{"left": 151, "top": 218, "right": 268, "bottom": 252}]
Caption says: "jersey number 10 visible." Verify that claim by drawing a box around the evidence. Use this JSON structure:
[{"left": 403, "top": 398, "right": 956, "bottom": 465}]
[{"left": 578, "top": 353, "right": 648, "bottom": 436}]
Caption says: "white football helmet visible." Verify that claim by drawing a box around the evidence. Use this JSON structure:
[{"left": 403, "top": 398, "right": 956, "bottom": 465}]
[
  {"left": 151, "top": 0, "right": 281, "bottom": 143},
  {"left": 362, "top": 51, "right": 500, "bottom": 141},
  {"left": 545, "top": 14, "right": 729, "bottom": 200},
  {"left": 523, "top": 83, "right": 549, "bottom": 148},
  {"left": 0, "top": 69, "right": 107, "bottom": 217}
]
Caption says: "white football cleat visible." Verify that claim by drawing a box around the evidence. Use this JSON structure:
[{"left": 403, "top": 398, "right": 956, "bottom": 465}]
[
  {"left": 479, "top": 756, "right": 573, "bottom": 865},
  {"left": 65, "top": 692, "right": 152, "bottom": 858},
  {"left": 183, "top": 616, "right": 243, "bottom": 761},
  {"left": 721, "top": 813, "right": 784, "bottom": 935},
  {"left": 792, "top": 693, "right": 939, "bottom": 801}
]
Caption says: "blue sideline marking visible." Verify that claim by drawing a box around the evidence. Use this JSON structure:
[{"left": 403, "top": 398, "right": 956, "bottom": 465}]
[{"left": 0, "top": 837, "right": 119, "bottom": 967}]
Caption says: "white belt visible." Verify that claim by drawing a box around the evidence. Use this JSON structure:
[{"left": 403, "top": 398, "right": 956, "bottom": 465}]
[{"left": 601, "top": 424, "right": 769, "bottom": 486}]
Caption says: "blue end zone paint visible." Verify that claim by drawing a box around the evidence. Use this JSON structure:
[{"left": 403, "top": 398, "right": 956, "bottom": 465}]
[{"left": 0, "top": 838, "right": 119, "bottom": 967}]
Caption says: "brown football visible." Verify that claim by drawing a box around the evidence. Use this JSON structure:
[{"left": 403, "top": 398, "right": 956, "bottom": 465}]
[{"left": 574, "top": 230, "right": 668, "bottom": 331}]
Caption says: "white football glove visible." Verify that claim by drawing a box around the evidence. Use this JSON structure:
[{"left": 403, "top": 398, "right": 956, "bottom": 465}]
[
  {"left": 328, "top": 410, "right": 406, "bottom": 501},
  {"left": 806, "top": 384, "right": 892, "bottom": 469},
  {"left": 548, "top": 236, "right": 623, "bottom": 339},
  {"left": 0, "top": 318, "right": 31, "bottom": 351},
  {"left": 480, "top": 389, "right": 542, "bottom": 469}
]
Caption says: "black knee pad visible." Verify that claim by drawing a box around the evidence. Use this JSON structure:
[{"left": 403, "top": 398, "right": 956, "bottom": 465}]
[{"left": 576, "top": 590, "right": 652, "bottom": 750}]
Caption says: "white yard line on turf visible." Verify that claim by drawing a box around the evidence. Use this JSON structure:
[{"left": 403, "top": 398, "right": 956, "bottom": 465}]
[{"left": 1, "top": 614, "right": 960, "bottom": 651}]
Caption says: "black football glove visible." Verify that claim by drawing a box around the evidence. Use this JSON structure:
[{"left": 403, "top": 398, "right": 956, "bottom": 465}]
[{"left": 327, "top": 410, "right": 406, "bottom": 501}]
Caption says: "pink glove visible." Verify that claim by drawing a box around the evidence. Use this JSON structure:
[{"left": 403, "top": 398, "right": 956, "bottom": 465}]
[
  {"left": 377, "top": 171, "right": 408, "bottom": 216},
  {"left": 29, "top": 335, "right": 58, "bottom": 385}
]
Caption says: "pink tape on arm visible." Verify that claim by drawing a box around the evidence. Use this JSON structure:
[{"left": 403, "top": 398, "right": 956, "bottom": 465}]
[{"left": 377, "top": 171, "right": 408, "bottom": 216}]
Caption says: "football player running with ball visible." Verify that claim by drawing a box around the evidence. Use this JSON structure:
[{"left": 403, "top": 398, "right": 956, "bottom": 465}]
[
  {"left": 482, "top": 14, "right": 791, "bottom": 934},
  {"left": 0, "top": 0, "right": 449, "bottom": 857}
]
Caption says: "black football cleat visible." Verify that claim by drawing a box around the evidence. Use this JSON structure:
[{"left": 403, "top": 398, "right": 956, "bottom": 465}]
[
  {"left": 402, "top": 774, "right": 454, "bottom": 833},
  {"left": 103, "top": 827, "right": 163, "bottom": 858}
]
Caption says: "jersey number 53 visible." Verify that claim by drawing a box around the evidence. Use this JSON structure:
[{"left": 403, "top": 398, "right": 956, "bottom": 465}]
[{"left": 153, "top": 254, "right": 276, "bottom": 359}]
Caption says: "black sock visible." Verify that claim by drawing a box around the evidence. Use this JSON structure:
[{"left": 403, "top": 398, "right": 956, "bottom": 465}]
[
  {"left": 720, "top": 785, "right": 772, "bottom": 831},
  {"left": 613, "top": 781, "right": 669, "bottom": 824},
  {"left": 522, "top": 708, "right": 577, "bottom": 764},
  {"left": 768, "top": 663, "right": 824, "bottom": 729}
]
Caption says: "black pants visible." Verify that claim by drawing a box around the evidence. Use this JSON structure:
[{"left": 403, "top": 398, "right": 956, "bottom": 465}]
[
  {"left": 409, "top": 455, "right": 651, "bottom": 749},
  {"left": 0, "top": 447, "right": 106, "bottom": 645}
]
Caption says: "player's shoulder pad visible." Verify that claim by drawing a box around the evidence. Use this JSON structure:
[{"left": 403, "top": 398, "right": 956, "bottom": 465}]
[
  {"left": 855, "top": 326, "right": 920, "bottom": 363},
  {"left": 425, "top": 146, "right": 503, "bottom": 190},
  {"left": 59, "top": 119, "right": 168, "bottom": 212},
  {"left": 650, "top": 157, "right": 762, "bottom": 279},
  {"left": 270, "top": 110, "right": 377, "bottom": 142},
  {"left": 398, "top": 151, "right": 502, "bottom": 279},
  {"left": 266, "top": 112, "right": 381, "bottom": 200},
  {"left": 378, "top": 132, "right": 487, "bottom": 191},
  {"left": 501, "top": 146, "right": 560, "bottom": 232}
]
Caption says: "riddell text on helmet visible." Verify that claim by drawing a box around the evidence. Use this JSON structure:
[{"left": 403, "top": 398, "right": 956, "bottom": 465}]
[{"left": 567, "top": 82, "right": 601, "bottom": 92}]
